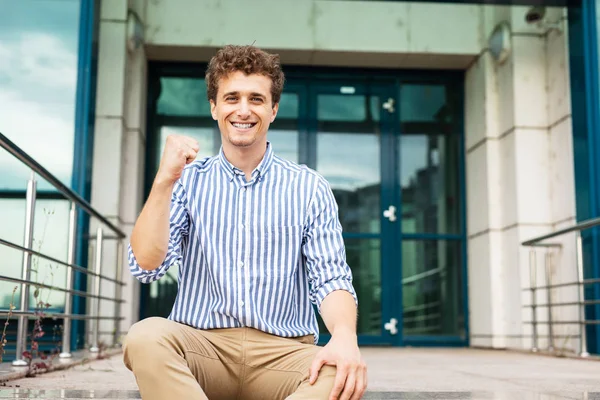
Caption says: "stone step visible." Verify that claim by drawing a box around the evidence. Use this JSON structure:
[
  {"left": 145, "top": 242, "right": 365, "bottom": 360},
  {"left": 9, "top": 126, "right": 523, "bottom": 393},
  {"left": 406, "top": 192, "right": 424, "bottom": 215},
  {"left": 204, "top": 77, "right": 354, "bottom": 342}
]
[{"left": 0, "top": 389, "right": 599, "bottom": 399}]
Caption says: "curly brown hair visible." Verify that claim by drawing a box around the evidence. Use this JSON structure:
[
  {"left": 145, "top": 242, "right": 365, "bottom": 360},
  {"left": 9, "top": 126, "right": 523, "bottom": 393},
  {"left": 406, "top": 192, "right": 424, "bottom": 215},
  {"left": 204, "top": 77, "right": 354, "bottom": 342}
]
[{"left": 205, "top": 45, "right": 285, "bottom": 106}]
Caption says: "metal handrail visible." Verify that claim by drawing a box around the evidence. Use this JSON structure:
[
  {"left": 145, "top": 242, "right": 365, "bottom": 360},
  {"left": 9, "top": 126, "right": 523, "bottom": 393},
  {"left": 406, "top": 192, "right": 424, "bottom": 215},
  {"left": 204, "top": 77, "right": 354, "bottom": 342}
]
[
  {"left": 521, "top": 216, "right": 600, "bottom": 358},
  {"left": 523, "top": 299, "right": 600, "bottom": 308},
  {"left": 0, "top": 311, "right": 124, "bottom": 320},
  {"left": 0, "top": 132, "right": 127, "bottom": 365},
  {"left": 0, "top": 132, "right": 125, "bottom": 239},
  {"left": 0, "top": 237, "right": 125, "bottom": 286},
  {"left": 0, "top": 275, "right": 125, "bottom": 303},
  {"left": 522, "top": 216, "right": 600, "bottom": 246}
]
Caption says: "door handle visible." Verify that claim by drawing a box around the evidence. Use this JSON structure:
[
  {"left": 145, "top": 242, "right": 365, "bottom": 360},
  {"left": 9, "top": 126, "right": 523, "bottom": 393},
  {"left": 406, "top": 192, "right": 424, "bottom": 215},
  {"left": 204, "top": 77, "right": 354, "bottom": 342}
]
[
  {"left": 383, "top": 205, "right": 397, "bottom": 222},
  {"left": 384, "top": 318, "right": 398, "bottom": 335},
  {"left": 382, "top": 98, "right": 395, "bottom": 113}
]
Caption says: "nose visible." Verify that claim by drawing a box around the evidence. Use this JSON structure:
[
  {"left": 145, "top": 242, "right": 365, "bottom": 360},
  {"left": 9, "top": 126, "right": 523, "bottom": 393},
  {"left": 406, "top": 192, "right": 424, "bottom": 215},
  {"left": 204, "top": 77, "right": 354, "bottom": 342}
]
[{"left": 237, "top": 99, "right": 251, "bottom": 119}]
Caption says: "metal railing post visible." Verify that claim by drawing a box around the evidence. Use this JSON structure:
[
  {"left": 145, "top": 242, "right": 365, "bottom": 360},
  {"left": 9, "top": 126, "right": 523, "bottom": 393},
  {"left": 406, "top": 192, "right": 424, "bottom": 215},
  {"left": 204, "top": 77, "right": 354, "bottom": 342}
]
[
  {"left": 529, "top": 249, "right": 538, "bottom": 352},
  {"left": 113, "top": 240, "right": 123, "bottom": 347},
  {"left": 12, "top": 172, "right": 37, "bottom": 366},
  {"left": 0, "top": 134, "right": 129, "bottom": 363},
  {"left": 545, "top": 251, "right": 554, "bottom": 352},
  {"left": 575, "top": 231, "right": 590, "bottom": 357},
  {"left": 59, "top": 202, "right": 77, "bottom": 359},
  {"left": 90, "top": 227, "right": 104, "bottom": 353}
]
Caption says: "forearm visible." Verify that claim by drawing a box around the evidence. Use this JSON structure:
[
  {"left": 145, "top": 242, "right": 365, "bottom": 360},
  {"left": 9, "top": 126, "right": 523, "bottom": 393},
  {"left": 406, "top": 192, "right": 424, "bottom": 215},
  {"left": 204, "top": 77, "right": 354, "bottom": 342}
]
[
  {"left": 320, "top": 290, "right": 358, "bottom": 337},
  {"left": 130, "top": 177, "right": 174, "bottom": 271}
]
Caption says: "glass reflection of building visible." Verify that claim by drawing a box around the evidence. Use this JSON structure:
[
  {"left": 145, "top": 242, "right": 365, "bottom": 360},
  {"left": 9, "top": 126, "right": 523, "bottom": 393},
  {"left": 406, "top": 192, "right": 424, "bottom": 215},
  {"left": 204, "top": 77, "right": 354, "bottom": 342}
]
[{"left": 332, "top": 183, "right": 381, "bottom": 335}]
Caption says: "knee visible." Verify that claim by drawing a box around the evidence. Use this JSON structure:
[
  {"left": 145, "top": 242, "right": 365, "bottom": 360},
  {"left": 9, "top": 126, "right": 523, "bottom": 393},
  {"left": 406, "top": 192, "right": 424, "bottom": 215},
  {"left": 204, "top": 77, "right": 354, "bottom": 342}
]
[
  {"left": 124, "top": 317, "right": 164, "bottom": 347},
  {"left": 123, "top": 317, "right": 170, "bottom": 366}
]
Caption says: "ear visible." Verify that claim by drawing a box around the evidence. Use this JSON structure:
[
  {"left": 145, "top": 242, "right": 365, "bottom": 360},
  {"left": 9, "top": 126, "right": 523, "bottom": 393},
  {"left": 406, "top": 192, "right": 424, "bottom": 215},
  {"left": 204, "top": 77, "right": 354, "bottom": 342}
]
[
  {"left": 210, "top": 99, "right": 217, "bottom": 121},
  {"left": 270, "top": 102, "right": 279, "bottom": 123}
]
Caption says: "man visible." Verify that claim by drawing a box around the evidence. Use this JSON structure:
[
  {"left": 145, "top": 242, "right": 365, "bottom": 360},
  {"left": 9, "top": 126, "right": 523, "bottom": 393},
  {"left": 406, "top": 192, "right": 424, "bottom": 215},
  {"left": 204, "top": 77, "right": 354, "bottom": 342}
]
[{"left": 124, "top": 44, "right": 367, "bottom": 400}]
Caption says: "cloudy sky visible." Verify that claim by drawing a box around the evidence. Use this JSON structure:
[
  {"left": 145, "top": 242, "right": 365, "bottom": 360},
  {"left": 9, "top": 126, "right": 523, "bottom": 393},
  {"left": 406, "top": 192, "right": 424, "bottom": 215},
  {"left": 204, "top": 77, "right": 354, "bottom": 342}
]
[{"left": 0, "top": 0, "right": 80, "bottom": 191}]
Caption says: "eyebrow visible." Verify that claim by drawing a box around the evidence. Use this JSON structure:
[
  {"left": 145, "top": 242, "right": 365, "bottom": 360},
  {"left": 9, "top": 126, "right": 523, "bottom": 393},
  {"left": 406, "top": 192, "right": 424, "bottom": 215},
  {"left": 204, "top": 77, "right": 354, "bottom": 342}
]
[{"left": 222, "top": 91, "right": 266, "bottom": 99}]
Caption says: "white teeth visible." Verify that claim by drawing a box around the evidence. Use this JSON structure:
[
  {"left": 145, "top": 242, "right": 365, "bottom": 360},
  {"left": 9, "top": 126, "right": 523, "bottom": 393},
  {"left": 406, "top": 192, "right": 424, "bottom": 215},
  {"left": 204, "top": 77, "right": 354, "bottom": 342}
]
[{"left": 232, "top": 123, "right": 253, "bottom": 129}]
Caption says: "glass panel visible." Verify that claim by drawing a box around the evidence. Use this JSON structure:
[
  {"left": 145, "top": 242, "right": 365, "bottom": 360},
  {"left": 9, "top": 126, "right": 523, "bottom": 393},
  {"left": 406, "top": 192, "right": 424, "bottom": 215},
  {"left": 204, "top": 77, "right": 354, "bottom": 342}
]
[
  {"left": 400, "top": 133, "right": 460, "bottom": 234},
  {"left": 318, "top": 93, "right": 380, "bottom": 122},
  {"left": 400, "top": 85, "right": 448, "bottom": 123},
  {"left": 402, "top": 240, "right": 464, "bottom": 337},
  {"left": 276, "top": 92, "right": 299, "bottom": 119},
  {"left": 318, "top": 238, "right": 381, "bottom": 336},
  {"left": 316, "top": 94, "right": 381, "bottom": 234},
  {"left": 0, "top": 0, "right": 81, "bottom": 191},
  {"left": 319, "top": 94, "right": 366, "bottom": 121},
  {"left": 157, "top": 78, "right": 212, "bottom": 117},
  {"left": 270, "top": 92, "right": 299, "bottom": 163},
  {"left": 0, "top": 199, "right": 70, "bottom": 310}
]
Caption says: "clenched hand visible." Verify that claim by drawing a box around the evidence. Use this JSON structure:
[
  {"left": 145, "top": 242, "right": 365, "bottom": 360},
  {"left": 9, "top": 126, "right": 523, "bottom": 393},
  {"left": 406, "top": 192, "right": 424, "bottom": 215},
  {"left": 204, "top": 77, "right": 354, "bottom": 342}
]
[{"left": 156, "top": 134, "right": 200, "bottom": 184}]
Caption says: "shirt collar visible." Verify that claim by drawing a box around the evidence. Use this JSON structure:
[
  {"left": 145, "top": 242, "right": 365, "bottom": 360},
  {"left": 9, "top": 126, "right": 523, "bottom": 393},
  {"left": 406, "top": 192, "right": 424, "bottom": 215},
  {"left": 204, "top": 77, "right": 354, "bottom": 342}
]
[{"left": 218, "top": 142, "right": 274, "bottom": 182}]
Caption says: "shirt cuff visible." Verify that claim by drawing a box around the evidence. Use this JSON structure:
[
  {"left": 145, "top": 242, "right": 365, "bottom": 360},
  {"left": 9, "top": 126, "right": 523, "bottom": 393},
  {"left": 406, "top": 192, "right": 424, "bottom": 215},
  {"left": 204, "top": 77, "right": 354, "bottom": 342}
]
[
  {"left": 128, "top": 244, "right": 165, "bottom": 284},
  {"left": 313, "top": 278, "right": 358, "bottom": 312}
]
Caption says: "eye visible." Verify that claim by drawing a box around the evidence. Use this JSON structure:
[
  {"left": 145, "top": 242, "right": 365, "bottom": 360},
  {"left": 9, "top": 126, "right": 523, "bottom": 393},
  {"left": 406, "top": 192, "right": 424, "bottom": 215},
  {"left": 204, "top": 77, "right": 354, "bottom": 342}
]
[
  {"left": 251, "top": 97, "right": 263, "bottom": 103},
  {"left": 226, "top": 96, "right": 237, "bottom": 101}
]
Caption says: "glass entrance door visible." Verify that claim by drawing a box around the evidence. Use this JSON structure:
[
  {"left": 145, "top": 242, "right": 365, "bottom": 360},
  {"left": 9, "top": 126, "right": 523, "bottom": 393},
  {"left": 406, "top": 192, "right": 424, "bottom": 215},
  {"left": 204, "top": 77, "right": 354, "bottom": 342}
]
[
  {"left": 309, "top": 83, "right": 397, "bottom": 345},
  {"left": 396, "top": 83, "right": 466, "bottom": 344},
  {"left": 310, "top": 80, "right": 467, "bottom": 346}
]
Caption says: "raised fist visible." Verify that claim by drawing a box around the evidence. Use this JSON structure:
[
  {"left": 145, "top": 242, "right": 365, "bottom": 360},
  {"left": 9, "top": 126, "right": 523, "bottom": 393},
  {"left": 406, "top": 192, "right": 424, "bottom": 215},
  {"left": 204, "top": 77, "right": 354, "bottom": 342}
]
[{"left": 156, "top": 135, "right": 199, "bottom": 184}]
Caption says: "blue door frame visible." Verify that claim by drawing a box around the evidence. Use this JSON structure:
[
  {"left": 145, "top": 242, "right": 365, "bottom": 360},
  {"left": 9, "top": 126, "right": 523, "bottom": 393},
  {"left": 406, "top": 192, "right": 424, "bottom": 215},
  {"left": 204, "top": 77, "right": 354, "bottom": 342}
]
[
  {"left": 70, "top": 0, "right": 100, "bottom": 353},
  {"left": 306, "top": 80, "right": 398, "bottom": 346},
  {"left": 568, "top": 0, "right": 600, "bottom": 355}
]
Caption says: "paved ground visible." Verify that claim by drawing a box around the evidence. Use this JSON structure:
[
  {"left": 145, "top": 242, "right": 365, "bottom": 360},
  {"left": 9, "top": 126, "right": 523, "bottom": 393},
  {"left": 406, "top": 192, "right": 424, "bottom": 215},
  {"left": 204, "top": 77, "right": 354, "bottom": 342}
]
[{"left": 1, "top": 348, "right": 599, "bottom": 399}]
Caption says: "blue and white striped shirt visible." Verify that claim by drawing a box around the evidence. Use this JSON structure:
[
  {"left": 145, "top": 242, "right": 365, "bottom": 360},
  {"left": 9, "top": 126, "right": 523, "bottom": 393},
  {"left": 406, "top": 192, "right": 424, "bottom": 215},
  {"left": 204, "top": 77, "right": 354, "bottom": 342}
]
[{"left": 128, "top": 143, "right": 357, "bottom": 343}]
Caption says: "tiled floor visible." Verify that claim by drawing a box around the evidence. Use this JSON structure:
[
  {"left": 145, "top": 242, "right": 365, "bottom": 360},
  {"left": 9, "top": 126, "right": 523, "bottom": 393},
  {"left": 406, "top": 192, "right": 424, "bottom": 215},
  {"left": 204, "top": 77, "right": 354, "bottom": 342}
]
[
  {"left": 0, "top": 390, "right": 600, "bottom": 399},
  {"left": 2, "top": 348, "right": 600, "bottom": 399}
]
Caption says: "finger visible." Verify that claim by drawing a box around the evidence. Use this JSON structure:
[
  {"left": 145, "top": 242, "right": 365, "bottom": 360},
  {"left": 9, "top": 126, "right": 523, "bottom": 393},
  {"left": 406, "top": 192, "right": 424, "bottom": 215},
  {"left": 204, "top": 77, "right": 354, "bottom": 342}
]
[
  {"left": 309, "top": 357, "right": 326, "bottom": 385},
  {"left": 178, "top": 144, "right": 197, "bottom": 163},
  {"left": 339, "top": 369, "right": 356, "bottom": 400},
  {"left": 184, "top": 149, "right": 197, "bottom": 164},
  {"left": 349, "top": 370, "right": 363, "bottom": 400},
  {"left": 329, "top": 366, "right": 348, "bottom": 400},
  {"left": 350, "top": 367, "right": 365, "bottom": 400},
  {"left": 183, "top": 138, "right": 200, "bottom": 152}
]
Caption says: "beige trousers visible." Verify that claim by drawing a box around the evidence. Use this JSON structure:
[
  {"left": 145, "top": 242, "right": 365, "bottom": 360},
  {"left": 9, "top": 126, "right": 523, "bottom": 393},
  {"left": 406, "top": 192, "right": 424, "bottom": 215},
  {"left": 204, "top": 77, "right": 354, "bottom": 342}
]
[{"left": 123, "top": 317, "right": 336, "bottom": 400}]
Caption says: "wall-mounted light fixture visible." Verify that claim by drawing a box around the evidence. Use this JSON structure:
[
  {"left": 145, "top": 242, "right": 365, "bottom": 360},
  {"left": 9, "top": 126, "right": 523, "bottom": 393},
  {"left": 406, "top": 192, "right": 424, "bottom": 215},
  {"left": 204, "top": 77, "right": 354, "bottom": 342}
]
[{"left": 488, "top": 22, "right": 511, "bottom": 65}]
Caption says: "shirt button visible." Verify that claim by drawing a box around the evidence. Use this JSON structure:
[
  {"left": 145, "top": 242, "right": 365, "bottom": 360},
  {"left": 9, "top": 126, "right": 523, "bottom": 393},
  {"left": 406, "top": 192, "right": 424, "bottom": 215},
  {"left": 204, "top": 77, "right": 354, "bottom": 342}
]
[
  {"left": 240, "top": 301, "right": 245, "bottom": 307},
  {"left": 240, "top": 224, "right": 244, "bottom": 229},
  {"left": 238, "top": 261, "right": 244, "bottom": 267}
]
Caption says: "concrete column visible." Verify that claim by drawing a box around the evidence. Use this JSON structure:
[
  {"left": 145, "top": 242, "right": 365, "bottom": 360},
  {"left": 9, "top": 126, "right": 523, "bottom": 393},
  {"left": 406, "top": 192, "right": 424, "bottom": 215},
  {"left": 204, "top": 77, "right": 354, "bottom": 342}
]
[
  {"left": 465, "top": 42, "right": 506, "bottom": 349},
  {"left": 465, "top": 5, "right": 577, "bottom": 352},
  {"left": 90, "top": 0, "right": 148, "bottom": 346}
]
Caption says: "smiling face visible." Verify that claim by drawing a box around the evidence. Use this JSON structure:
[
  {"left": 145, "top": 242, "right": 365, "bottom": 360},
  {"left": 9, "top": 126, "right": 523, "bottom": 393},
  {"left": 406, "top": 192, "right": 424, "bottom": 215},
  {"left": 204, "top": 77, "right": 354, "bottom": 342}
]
[{"left": 210, "top": 71, "right": 279, "bottom": 151}]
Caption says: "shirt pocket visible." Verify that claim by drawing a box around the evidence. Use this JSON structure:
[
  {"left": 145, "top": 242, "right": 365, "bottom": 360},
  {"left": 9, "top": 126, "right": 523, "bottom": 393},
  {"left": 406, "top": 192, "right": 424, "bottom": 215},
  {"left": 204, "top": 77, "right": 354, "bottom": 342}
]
[{"left": 258, "top": 224, "right": 304, "bottom": 281}]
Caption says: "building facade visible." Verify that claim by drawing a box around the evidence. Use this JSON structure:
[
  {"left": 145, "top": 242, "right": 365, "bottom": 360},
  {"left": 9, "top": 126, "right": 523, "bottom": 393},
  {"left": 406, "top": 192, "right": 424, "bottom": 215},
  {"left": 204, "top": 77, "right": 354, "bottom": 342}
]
[{"left": 1, "top": 0, "right": 600, "bottom": 355}]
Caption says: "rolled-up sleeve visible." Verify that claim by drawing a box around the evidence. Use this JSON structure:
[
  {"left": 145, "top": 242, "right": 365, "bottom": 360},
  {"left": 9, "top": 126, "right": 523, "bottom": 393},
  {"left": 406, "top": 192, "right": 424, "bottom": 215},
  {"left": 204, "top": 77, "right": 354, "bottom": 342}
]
[
  {"left": 128, "top": 181, "right": 189, "bottom": 284},
  {"left": 302, "top": 177, "right": 358, "bottom": 311}
]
